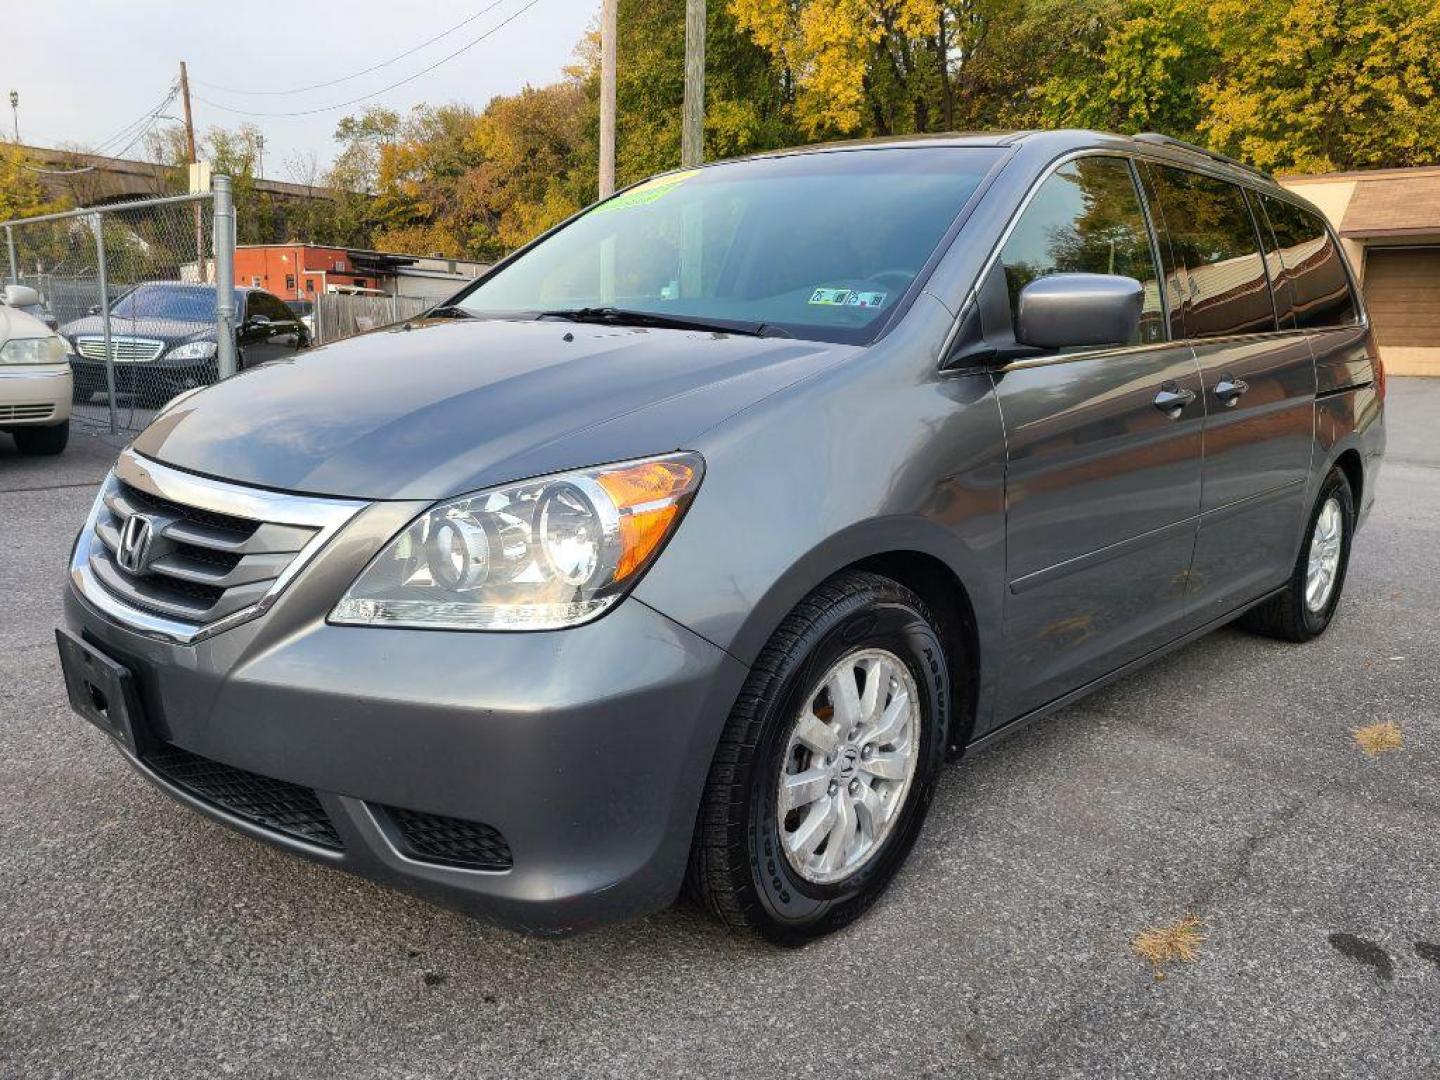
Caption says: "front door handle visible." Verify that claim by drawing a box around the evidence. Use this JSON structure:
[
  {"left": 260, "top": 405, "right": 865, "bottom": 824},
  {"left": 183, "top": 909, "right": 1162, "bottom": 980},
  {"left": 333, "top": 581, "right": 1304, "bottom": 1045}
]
[
  {"left": 1214, "top": 375, "right": 1250, "bottom": 406},
  {"left": 1153, "top": 383, "right": 1196, "bottom": 418}
]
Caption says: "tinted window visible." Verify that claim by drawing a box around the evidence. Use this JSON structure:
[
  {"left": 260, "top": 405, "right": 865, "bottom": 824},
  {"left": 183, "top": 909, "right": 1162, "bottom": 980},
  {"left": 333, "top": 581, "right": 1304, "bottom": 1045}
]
[
  {"left": 1148, "top": 166, "right": 1276, "bottom": 337},
  {"left": 1000, "top": 157, "right": 1165, "bottom": 344},
  {"left": 457, "top": 148, "right": 1003, "bottom": 346},
  {"left": 1259, "top": 196, "right": 1357, "bottom": 328},
  {"left": 1249, "top": 190, "right": 1296, "bottom": 329},
  {"left": 249, "top": 291, "right": 294, "bottom": 323},
  {"left": 110, "top": 284, "right": 236, "bottom": 322}
]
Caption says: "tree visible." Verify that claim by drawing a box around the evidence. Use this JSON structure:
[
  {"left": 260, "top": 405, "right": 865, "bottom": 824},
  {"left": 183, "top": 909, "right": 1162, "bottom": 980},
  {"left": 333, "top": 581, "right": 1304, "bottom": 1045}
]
[
  {"left": 0, "top": 143, "right": 69, "bottom": 221},
  {"left": 1026, "top": 0, "right": 1214, "bottom": 137},
  {"left": 1200, "top": 0, "right": 1440, "bottom": 171},
  {"left": 617, "top": 0, "right": 796, "bottom": 180}
]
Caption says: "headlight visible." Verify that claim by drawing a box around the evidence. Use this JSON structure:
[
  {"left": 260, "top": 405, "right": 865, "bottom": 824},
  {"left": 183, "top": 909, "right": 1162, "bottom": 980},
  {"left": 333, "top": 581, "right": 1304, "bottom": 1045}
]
[
  {"left": 164, "top": 340, "right": 218, "bottom": 361},
  {"left": 0, "top": 336, "right": 67, "bottom": 365},
  {"left": 331, "top": 452, "right": 703, "bottom": 630}
]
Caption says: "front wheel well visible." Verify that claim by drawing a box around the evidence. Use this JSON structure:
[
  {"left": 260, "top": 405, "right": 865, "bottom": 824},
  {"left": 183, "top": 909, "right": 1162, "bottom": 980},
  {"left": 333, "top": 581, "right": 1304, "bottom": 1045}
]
[{"left": 850, "top": 551, "right": 980, "bottom": 754}]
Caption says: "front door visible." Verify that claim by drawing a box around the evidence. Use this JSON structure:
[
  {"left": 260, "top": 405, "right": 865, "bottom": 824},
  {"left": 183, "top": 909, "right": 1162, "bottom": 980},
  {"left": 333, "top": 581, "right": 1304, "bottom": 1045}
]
[
  {"left": 990, "top": 156, "right": 1205, "bottom": 720},
  {"left": 1143, "top": 167, "right": 1317, "bottom": 621},
  {"left": 238, "top": 290, "right": 305, "bottom": 370}
]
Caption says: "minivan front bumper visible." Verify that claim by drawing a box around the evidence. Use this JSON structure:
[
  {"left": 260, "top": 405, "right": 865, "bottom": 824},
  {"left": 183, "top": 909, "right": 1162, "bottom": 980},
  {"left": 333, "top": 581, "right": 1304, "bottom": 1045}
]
[{"left": 63, "top": 579, "right": 747, "bottom": 936}]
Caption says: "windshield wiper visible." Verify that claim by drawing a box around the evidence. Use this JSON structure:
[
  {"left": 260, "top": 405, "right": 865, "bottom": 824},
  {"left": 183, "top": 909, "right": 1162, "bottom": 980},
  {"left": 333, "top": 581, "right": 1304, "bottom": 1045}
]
[
  {"left": 426, "top": 304, "right": 478, "bottom": 319},
  {"left": 538, "top": 306, "right": 772, "bottom": 337}
]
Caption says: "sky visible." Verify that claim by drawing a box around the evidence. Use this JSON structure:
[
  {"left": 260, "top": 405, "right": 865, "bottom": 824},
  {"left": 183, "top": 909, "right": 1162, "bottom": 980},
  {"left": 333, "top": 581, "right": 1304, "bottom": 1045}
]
[{"left": 8, "top": 0, "right": 599, "bottom": 178}]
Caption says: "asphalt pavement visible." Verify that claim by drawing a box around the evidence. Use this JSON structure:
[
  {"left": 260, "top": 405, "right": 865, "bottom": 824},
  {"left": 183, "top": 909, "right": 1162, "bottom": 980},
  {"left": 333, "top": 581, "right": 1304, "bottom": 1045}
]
[{"left": 2, "top": 384, "right": 1438, "bottom": 1079}]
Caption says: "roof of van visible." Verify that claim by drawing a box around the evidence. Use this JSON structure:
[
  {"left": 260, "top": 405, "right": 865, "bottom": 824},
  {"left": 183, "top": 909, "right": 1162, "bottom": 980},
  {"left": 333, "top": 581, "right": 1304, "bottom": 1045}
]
[{"left": 745, "top": 128, "right": 1283, "bottom": 191}]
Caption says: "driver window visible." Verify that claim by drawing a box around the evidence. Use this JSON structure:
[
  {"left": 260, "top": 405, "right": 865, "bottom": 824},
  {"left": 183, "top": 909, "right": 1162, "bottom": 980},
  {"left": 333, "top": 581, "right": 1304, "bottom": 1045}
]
[{"left": 1000, "top": 157, "right": 1165, "bottom": 344}]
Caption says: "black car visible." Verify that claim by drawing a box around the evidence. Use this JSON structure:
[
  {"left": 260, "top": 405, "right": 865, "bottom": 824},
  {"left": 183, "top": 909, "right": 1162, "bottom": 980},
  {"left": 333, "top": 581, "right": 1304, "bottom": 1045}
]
[{"left": 62, "top": 282, "right": 308, "bottom": 404}]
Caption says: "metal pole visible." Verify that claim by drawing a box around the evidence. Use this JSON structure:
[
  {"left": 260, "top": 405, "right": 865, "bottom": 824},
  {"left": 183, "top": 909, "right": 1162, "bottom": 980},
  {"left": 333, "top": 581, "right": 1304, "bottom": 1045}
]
[
  {"left": 599, "top": 0, "right": 617, "bottom": 198},
  {"left": 681, "top": 0, "right": 706, "bottom": 168},
  {"left": 5, "top": 225, "right": 16, "bottom": 286},
  {"left": 213, "top": 175, "right": 237, "bottom": 379},
  {"left": 92, "top": 213, "right": 118, "bottom": 436}
]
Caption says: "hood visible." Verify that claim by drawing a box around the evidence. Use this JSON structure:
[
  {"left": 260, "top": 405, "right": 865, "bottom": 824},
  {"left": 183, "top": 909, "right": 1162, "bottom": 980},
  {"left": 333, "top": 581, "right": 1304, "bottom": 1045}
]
[
  {"left": 61, "top": 314, "right": 214, "bottom": 347},
  {"left": 132, "top": 317, "right": 855, "bottom": 500}
]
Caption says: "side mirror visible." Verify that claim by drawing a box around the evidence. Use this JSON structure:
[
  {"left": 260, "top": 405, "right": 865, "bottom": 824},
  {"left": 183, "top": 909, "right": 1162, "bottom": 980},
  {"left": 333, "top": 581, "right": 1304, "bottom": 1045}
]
[
  {"left": 3, "top": 284, "right": 41, "bottom": 308},
  {"left": 87, "top": 304, "right": 102, "bottom": 316},
  {"left": 1016, "top": 273, "right": 1143, "bottom": 350}
]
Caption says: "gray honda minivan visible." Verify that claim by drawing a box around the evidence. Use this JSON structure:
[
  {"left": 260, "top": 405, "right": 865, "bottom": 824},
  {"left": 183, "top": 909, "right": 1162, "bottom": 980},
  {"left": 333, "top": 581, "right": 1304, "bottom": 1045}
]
[{"left": 59, "top": 129, "right": 1385, "bottom": 942}]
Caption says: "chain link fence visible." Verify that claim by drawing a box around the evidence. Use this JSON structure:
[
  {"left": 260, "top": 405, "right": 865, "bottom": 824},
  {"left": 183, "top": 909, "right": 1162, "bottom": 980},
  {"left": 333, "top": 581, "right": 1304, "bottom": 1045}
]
[{"left": 3, "top": 180, "right": 236, "bottom": 438}]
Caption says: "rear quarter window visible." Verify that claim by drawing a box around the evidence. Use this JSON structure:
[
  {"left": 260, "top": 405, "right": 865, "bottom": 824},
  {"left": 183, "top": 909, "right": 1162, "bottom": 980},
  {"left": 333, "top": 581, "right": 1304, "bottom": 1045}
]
[{"left": 1259, "top": 196, "right": 1358, "bottom": 329}]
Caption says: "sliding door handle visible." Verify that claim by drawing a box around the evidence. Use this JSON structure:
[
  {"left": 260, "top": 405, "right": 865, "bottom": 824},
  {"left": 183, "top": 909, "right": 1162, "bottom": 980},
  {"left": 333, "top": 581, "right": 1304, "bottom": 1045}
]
[{"left": 1153, "top": 383, "right": 1196, "bottom": 418}]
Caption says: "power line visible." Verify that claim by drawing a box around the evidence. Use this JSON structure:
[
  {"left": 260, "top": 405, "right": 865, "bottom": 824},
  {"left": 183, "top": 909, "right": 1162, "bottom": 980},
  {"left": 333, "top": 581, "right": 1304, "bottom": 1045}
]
[
  {"left": 90, "top": 83, "right": 180, "bottom": 155},
  {"left": 17, "top": 83, "right": 180, "bottom": 174},
  {"left": 193, "top": 0, "right": 513, "bottom": 97},
  {"left": 193, "top": 0, "right": 544, "bottom": 119}
]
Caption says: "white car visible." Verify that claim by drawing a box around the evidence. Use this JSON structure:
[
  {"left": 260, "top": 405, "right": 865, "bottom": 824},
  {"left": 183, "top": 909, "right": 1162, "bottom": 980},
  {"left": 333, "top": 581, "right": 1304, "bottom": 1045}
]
[{"left": 1, "top": 285, "right": 72, "bottom": 455}]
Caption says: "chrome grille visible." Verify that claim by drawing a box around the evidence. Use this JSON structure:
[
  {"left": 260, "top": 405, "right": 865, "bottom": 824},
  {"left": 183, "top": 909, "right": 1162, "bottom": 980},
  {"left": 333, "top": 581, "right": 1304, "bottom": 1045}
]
[
  {"left": 71, "top": 451, "right": 366, "bottom": 644},
  {"left": 0, "top": 404, "right": 54, "bottom": 421},
  {"left": 75, "top": 336, "right": 165, "bottom": 363}
]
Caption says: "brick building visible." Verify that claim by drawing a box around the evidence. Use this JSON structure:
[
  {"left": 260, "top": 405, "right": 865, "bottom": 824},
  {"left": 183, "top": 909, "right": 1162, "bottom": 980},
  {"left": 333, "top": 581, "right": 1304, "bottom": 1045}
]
[{"left": 234, "top": 245, "right": 488, "bottom": 303}]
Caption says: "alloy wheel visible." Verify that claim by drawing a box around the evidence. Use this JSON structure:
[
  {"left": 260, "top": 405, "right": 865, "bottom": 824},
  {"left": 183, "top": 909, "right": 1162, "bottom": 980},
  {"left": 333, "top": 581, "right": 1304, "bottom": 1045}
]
[
  {"left": 777, "top": 648, "right": 921, "bottom": 885},
  {"left": 1305, "top": 496, "right": 1344, "bottom": 612}
]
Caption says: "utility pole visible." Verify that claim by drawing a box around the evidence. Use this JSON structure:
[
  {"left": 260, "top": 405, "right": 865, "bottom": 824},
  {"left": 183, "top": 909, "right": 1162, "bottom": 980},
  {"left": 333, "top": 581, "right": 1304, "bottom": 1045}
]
[
  {"left": 598, "top": 0, "right": 617, "bottom": 198},
  {"left": 681, "top": 0, "right": 705, "bottom": 168},
  {"left": 179, "top": 63, "right": 198, "bottom": 167},
  {"left": 8, "top": 91, "right": 18, "bottom": 142},
  {"left": 179, "top": 62, "right": 208, "bottom": 281},
  {"left": 256, "top": 133, "right": 265, "bottom": 179}
]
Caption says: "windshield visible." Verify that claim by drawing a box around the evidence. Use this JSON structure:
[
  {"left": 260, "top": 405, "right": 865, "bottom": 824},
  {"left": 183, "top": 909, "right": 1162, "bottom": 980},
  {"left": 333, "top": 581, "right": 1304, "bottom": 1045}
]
[
  {"left": 110, "top": 284, "right": 236, "bottom": 322},
  {"left": 455, "top": 148, "right": 1002, "bottom": 344}
]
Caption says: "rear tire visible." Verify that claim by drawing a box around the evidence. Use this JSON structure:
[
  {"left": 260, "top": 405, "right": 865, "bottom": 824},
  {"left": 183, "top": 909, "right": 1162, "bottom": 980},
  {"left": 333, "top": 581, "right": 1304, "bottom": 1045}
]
[
  {"left": 13, "top": 419, "right": 69, "bottom": 456},
  {"left": 1239, "top": 466, "right": 1354, "bottom": 642},
  {"left": 686, "top": 571, "right": 952, "bottom": 944}
]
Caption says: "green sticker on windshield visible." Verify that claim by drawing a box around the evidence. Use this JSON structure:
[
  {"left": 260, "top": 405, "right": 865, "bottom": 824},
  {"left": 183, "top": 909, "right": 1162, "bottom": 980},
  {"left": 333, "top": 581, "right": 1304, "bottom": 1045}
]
[
  {"left": 808, "top": 287, "right": 888, "bottom": 308},
  {"left": 594, "top": 170, "right": 699, "bottom": 215}
]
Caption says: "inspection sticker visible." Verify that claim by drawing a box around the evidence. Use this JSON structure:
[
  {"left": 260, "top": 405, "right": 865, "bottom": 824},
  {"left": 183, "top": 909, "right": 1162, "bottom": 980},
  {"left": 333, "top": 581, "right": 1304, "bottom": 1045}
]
[
  {"left": 808, "top": 287, "right": 853, "bottom": 306},
  {"left": 845, "top": 291, "right": 887, "bottom": 308}
]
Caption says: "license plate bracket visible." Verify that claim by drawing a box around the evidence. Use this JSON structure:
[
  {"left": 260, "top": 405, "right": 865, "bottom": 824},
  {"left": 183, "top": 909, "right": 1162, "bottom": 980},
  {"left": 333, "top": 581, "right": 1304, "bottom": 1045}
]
[{"left": 56, "top": 627, "right": 150, "bottom": 756}]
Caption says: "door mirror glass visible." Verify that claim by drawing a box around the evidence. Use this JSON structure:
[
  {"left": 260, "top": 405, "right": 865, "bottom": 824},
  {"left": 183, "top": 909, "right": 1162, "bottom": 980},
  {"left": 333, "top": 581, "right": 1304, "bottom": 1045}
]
[{"left": 1016, "top": 273, "right": 1143, "bottom": 349}]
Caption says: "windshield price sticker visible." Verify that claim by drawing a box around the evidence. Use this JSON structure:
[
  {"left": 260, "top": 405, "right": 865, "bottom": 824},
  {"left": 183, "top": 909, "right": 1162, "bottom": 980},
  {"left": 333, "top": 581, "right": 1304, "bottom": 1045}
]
[{"left": 808, "top": 288, "right": 887, "bottom": 308}]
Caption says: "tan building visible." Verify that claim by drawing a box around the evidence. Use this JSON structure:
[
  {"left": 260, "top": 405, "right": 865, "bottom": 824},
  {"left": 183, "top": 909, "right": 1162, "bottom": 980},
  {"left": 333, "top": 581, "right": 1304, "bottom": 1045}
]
[{"left": 1280, "top": 166, "right": 1440, "bottom": 376}]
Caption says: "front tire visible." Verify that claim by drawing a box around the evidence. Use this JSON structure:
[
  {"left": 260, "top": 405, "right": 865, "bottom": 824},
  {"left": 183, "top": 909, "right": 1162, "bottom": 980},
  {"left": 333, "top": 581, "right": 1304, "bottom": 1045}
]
[
  {"left": 12, "top": 419, "right": 69, "bottom": 456},
  {"left": 686, "top": 571, "right": 951, "bottom": 943},
  {"left": 1240, "top": 466, "right": 1354, "bottom": 642}
]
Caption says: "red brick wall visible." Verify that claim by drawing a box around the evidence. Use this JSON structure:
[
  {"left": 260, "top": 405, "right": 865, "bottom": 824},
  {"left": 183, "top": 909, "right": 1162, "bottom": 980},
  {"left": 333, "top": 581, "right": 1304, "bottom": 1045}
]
[{"left": 233, "top": 246, "right": 379, "bottom": 299}]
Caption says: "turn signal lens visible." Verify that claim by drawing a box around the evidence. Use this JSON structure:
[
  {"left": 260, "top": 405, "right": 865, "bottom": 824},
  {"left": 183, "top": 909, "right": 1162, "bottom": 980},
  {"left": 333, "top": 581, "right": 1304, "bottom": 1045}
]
[
  {"left": 597, "top": 460, "right": 698, "bottom": 581},
  {"left": 331, "top": 453, "right": 703, "bottom": 631}
]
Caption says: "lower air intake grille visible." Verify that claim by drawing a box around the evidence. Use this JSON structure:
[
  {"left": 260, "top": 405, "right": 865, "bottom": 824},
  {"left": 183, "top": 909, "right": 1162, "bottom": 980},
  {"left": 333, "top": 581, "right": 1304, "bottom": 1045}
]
[
  {"left": 144, "top": 745, "right": 342, "bottom": 850},
  {"left": 381, "top": 805, "right": 512, "bottom": 870}
]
